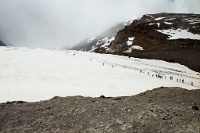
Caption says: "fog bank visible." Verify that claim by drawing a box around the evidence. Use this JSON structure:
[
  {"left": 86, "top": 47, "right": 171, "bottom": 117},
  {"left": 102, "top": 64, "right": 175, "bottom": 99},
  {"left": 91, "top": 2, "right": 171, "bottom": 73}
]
[{"left": 0, "top": 0, "right": 199, "bottom": 48}]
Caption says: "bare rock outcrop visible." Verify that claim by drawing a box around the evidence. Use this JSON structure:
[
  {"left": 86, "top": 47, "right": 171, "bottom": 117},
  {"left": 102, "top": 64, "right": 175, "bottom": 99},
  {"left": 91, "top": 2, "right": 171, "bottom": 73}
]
[{"left": 0, "top": 87, "right": 199, "bottom": 132}]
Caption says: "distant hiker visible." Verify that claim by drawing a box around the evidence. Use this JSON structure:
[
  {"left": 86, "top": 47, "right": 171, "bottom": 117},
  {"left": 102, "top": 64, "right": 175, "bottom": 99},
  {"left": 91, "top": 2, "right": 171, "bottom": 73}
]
[
  {"left": 103, "top": 63, "right": 104, "bottom": 66},
  {"left": 170, "top": 76, "right": 173, "bottom": 80},
  {"left": 112, "top": 65, "right": 114, "bottom": 68},
  {"left": 140, "top": 70, "right": 142, "bottom": 73},
  {"left": 177, "top": 79, "right": 178, "bottom": 82},
  {"left": 90, "top": 58, "right": 92, "bottom": 61},
  {"left": 159, "top": 74, "right": 162, "bottom": 79},
  {"left": 182, "top": 79, "right": 184, "bottom": 83},
  {"left": 191, "top": 82, "right": 194, "bottom": 86},
  {"left": 152, "top": 74, "right": 154, "bottom": 77},
  {"left": 147, "top": 72, "right": 149, "bottom": 75}
]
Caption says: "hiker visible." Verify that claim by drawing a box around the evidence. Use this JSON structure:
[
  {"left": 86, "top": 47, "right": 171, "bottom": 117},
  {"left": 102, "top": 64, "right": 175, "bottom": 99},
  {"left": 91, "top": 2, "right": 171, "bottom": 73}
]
[{"left": 158, "top": 74, "right": 162, "bottom": 79}]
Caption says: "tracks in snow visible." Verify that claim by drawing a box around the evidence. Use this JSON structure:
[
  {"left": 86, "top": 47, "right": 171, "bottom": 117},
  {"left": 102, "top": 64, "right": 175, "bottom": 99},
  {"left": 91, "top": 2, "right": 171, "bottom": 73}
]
[{"left": 67, "top": 50, "right": 199, "bottom": 88}]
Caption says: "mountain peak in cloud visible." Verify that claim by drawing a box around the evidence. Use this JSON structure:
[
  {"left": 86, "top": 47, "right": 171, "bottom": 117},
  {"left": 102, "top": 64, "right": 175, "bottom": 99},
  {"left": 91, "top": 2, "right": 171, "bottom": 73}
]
[{"left": 0, "top": 0, "right": 199, "bottom": 48}]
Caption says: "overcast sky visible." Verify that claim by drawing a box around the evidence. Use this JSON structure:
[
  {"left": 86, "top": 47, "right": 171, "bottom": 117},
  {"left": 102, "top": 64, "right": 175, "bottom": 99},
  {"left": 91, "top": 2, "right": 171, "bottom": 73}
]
[{"left": 0, "top": 0, "right": 199, "bottom": 48}]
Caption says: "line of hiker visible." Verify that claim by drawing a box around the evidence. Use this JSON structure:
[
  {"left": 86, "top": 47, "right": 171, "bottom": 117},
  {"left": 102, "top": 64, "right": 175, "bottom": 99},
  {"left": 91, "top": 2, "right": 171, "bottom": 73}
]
[
  {"left": 88, "top": 55, "right": 196, "bottom": 87},
  {"left": 139, "top": 69, "right": 195, "bottom": 86}
]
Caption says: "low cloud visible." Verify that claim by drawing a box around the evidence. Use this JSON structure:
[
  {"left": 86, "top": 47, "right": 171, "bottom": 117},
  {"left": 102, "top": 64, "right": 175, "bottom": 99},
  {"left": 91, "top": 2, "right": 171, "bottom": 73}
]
[{"left": 0, "top": 0, "right": 199, "bottom": 48}]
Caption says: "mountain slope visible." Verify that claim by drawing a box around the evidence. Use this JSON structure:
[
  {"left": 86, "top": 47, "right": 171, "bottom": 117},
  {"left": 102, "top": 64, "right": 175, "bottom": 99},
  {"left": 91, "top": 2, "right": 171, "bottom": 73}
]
[
  {"left": 70, "top": 21, "right": 133, "bottom": 51},
  {"left": 0, "top": 40, "right": 6, "bottom": 46},
  {"left": 107, "top": 13, "right": 200, "bottom": 53},
  {"left": 72, "top": 13, "right": 200, "bottom": 72}
]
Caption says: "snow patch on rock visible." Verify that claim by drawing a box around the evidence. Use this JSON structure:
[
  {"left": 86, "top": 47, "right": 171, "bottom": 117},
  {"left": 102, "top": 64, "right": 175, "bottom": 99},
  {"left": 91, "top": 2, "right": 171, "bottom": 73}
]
[
  {"left": 101, "top": 37, "right": 115, "bottom": 48},
  {"left": 155, "top": 17, "right": 165, "bottom": 21},
  {"left": 131, "top": 45, "right": 144, "bottom": 50},
  {"left": 126, "top": 37, "right": 135, "bottom": 46},
  {"left": 164, "top": 22, "right": 173, "bottom": 25},
  {"left": 157, "top": 29, "right": 200, "bottom": 40},
  {"left": 123, "top": 20, "right": 134, "bottom": 26},
  {"left": 124, "top": 45, "right": 144, "bottom": 53}
]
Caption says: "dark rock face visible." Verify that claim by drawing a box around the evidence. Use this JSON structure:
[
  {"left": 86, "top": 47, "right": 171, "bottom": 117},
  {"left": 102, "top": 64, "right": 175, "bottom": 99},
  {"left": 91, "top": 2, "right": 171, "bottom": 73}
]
[
  {"left": 106, "top": 13, "right": 200, "bottom": 72},
  {"left": 0, "top": 40, "right": 6, "bottom": 46},
  {"left": 107, "top": 13, "right": 200, "bottom": 53},
  {"left": 0, "top": 87, "right": 200, "bottom": 132},
  {"left": 116, "top": 50, "right": 200, "bottom": 72},
  {"left": 72, "top": 13, "right": 200, "bottom": 72}
]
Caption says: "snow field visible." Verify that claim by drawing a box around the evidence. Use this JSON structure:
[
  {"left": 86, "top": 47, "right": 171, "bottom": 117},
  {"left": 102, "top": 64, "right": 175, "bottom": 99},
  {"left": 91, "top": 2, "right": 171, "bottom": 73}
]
[{"left": 0, "top": 46, "right": 199, "bottom": 103}]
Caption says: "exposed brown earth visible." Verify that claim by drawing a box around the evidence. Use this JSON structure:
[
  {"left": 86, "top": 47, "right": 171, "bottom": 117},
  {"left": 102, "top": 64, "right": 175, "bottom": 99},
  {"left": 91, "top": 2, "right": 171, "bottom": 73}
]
[
  {"left": 72, "top": 13, "right": 200, "bottom": 72},
  {"left": 107, "top": 13, "right": 200, "bottom": 53},
  {"left": 0, "top": 87, "right": 200, "bottom": 133},
  {"left": 106, "top": 13, "right": 200, "bottom": 72}
]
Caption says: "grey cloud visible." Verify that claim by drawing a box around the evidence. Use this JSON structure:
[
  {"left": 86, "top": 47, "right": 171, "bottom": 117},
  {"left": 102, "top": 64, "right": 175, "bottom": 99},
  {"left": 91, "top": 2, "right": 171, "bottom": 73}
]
[{"left": 0, "top": 0, "right": 199, "bottom": 48}]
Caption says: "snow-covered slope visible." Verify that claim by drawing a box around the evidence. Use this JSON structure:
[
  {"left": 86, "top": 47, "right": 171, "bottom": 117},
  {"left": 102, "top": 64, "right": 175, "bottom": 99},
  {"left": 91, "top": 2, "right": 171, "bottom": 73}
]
[
  {"left": 0, "top": 46, "right": 199, "bottom": 103},
  {"left": 71, "top": 20, "right": 133, "bottom": 52},
  {"left": 71, "top": 13, "right": 200, "bottom": 54}
]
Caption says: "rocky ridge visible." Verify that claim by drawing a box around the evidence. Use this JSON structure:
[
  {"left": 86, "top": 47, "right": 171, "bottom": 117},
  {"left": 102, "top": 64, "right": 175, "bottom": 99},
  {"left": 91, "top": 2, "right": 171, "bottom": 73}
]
[
  {"left": 71, "top": 13, "right": 200, "bottom": 72},
  {"left": 107, "top": 13, "right": 200, "bottom": 53},
  {"left": 0, "top": 87, "right": 200, "bottom": 133}
]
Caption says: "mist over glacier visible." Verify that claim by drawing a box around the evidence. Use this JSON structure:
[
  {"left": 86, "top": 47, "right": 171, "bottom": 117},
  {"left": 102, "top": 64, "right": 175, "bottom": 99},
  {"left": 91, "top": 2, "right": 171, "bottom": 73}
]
[{"left": 0, "top": 0, "right": 199, "bottom": 48}]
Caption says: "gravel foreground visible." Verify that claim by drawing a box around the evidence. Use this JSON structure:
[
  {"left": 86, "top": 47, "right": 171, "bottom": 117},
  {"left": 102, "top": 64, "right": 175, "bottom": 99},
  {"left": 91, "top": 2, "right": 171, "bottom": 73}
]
[{"left": 0, "top": 87, "right": 200, "bottom": 133}]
